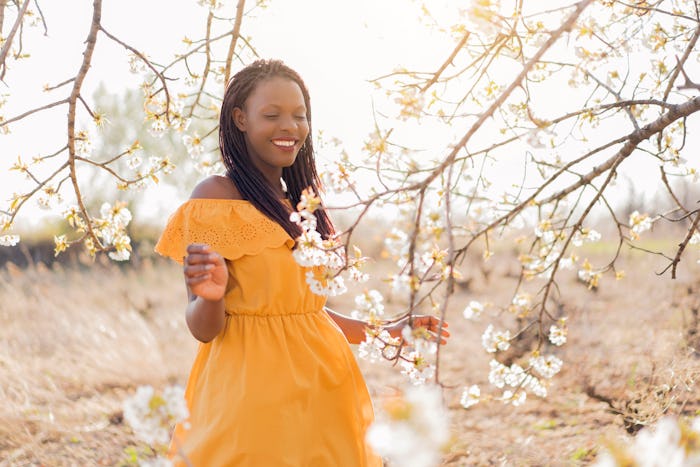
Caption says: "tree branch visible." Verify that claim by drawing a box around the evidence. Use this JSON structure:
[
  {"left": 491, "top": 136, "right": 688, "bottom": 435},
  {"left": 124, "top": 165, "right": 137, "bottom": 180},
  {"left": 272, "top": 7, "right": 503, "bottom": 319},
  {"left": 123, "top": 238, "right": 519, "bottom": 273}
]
[
  {"left": 541, "top": 96, "right": 700, "bottom": 205},
  {"left": 67, "top": 0, "right": 102, "bottom": 248},
  {"left": 223, "top": 0, "right": 245, "bottom": 85},
  {"left": 0, "top": 0, "right": 30, "bottom": 81}
]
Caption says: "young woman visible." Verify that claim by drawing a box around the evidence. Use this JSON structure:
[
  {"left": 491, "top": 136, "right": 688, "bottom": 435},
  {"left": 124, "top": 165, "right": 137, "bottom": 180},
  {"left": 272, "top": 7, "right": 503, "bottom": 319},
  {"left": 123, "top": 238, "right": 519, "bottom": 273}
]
[{"left": 155, "top": 59, "right": 448, "bottom": 466}]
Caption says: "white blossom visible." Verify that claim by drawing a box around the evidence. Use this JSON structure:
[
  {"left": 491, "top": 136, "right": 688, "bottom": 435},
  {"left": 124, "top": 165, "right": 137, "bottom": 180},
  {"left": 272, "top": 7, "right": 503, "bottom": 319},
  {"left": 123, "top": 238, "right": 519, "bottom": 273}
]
[
  {"left": 460, "top": 385, "right": 481, "bottom": 409},
  {"left": 502, "top": 389, "right": 526, "bottom": 406},
  {"left": 481, "top": 324, "right": 511, "bottom": 353},
  {"left": 463, "top": 300, "right": 484, "bottom": 320},
  {"left": 305, "top": 270, "right": 346, "bottom": 296},
  {"left": 123, "top": 385, "right": 188, "bottom": 447},
  {"left": 0, "top": 234, "right": 20, "bottom": 246},
  {"left": 351, "top": 289, "right": 385, "bottom": 319},
  {"left": 549, "top": 324, "right": 567, "bottom": 346},
  {"left": 530, "top": 354, "right": 563, "bottom": 379},
  {"left": 593, "top": 415, "right": 700, "bottom": 467},
  {"left": 629, "top": 210, "right": 653, "bottom": 238},
  {"left": 400, "top": 350, "right": 435, "bottom": 385},
  {"left": 488, "top": 359, "right": 508, "bottom": 388},
  {"left": 367, "top": 384, "right": 449, "bottom": 467}
]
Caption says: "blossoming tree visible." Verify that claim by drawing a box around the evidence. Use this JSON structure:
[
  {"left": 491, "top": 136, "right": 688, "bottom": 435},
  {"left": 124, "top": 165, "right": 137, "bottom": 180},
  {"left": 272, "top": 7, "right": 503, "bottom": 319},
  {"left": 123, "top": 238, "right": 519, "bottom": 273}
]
[{"left": 3, "top": 0, "right": 700, "bottom": 465}]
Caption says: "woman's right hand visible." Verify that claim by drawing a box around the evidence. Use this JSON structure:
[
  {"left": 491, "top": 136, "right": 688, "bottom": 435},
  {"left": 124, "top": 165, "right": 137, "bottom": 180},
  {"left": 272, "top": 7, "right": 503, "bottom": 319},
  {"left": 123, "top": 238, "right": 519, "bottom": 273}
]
[{"left": 183, "top": 243, "right": 228, "bottom": 301}]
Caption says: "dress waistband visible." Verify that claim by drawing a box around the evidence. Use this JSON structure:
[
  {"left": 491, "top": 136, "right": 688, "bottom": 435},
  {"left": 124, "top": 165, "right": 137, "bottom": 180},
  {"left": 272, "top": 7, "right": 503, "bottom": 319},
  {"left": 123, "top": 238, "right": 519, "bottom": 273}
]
[{"left": 225, "top": 307, "right": 323, "bottom": 317}]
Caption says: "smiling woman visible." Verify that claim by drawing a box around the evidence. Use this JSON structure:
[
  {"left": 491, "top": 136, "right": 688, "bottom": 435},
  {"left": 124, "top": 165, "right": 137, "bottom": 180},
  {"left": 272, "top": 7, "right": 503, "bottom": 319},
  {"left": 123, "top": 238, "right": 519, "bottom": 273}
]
[{"left": 153, "top": 59, "right": 390, "bottom": 466}]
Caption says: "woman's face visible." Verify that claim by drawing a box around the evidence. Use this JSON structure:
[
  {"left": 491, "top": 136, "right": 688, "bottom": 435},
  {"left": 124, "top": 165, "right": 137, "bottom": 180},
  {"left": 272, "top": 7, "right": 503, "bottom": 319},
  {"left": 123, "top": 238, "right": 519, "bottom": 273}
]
[{"left": 233, "top": 76, "right": 309, "bottom": 181}]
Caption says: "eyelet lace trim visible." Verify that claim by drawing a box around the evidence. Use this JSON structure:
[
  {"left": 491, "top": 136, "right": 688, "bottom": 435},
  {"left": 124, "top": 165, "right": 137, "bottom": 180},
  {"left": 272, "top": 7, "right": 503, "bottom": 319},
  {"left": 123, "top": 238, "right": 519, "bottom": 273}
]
[{"left": 154, "top": 199, "right": 295, "bottom": 263}]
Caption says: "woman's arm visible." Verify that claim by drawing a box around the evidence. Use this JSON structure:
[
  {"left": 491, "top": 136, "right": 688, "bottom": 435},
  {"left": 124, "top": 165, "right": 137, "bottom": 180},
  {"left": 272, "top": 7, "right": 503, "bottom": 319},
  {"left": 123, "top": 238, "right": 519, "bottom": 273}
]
[
  {"left": 182, "top": 175, "right": 240, "bottom": 343},
  {"left": 325, "top": 307, "right": 450, "bottom": 345},
  {"left": 325, "top": 307, "right": 368, "bottom": 344},
  {"left": 183, "top": 243, "right": 228, "bottom": 343}
]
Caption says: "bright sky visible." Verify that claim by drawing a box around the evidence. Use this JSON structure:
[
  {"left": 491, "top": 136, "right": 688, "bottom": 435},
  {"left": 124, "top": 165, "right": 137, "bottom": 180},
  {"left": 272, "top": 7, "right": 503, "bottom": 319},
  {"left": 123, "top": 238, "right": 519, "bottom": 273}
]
[
  {"left": 2, "top": 1, "right": 698, "bottom": 232},
  {"left": 1, "top": 0, "right": 457, "bottom": 229}
]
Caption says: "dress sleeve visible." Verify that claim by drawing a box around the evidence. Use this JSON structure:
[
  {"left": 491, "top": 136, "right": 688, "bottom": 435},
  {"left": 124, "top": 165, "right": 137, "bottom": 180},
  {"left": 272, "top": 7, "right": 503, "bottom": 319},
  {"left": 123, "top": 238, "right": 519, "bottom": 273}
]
[{"left": 154, "top": 199, "right": 295, "bottom": 264}]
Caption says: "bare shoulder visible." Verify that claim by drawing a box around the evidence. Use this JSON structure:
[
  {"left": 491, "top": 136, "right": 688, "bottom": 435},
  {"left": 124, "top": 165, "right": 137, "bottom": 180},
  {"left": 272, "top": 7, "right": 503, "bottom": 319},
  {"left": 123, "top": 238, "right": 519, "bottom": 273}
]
[{"left": 190, "top": 174, "right": 243, "bottom": 200}]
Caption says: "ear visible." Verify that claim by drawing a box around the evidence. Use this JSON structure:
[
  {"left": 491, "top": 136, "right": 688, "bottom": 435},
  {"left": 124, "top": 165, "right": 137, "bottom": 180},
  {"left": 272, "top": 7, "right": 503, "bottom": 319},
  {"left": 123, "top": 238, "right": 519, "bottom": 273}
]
[{"left": 232, "top": 107, "right": 247, "bottom": 132}]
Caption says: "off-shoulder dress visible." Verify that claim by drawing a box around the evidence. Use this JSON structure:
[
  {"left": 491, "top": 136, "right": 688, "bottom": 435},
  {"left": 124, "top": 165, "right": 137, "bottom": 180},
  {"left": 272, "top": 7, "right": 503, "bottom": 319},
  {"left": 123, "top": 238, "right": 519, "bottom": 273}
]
[{"left": 155, "top": 198, "right": 382, "bottom": 466}]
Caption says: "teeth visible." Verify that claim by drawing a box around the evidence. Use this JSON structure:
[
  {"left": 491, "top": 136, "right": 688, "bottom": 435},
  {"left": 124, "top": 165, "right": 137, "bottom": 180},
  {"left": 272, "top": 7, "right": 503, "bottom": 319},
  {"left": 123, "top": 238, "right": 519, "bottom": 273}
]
[{"left": 273, "top": 140, "right": 295, "bottom": 147}]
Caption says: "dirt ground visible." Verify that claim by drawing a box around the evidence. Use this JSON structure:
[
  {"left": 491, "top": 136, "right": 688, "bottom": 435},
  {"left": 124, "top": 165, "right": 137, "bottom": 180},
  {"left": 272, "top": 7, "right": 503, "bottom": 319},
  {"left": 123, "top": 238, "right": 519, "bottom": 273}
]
[{"left": 0, "top": 244, "right": 698, "bottom": 466}]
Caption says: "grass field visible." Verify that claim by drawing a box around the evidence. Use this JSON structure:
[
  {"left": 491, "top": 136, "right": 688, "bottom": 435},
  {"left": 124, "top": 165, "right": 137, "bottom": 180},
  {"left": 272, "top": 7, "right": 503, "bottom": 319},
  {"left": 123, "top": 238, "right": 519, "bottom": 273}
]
[{"left": 0, "top": 240, "right": 699, "bottom": 466}]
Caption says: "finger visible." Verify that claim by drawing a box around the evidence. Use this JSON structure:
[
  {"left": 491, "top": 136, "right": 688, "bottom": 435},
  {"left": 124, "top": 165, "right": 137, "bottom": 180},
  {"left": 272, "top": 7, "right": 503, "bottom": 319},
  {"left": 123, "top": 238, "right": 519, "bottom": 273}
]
[
  {"left": 186, "top": 273, "right": 211, "bottom": 285},
  {"left": 184, "top": 263, "right": 214, "bottom": 277},
  {"left": 185, "top": 253, "right": 214, "bottom": 265},
  {"left": 187, "top": 243, "right": 211, "bottom": 252},
  {"left": 419, "top": 317, "right": 449, "bottom": 332},
  {"left": 428, "top": 317, "right": 448, "bottom": 328},
  {"left": 186, "top": 253, "right": 225, "bottom": 268},
  {"left": 431, "top": 330, "right": 449, "bottom": 344}
]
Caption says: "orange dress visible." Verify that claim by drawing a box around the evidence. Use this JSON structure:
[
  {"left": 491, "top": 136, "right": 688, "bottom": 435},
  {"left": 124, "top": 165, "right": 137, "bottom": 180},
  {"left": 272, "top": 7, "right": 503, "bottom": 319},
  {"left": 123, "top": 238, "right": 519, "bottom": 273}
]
[{"left": 155, "top": 198, "right": 382, "bottom": 467}]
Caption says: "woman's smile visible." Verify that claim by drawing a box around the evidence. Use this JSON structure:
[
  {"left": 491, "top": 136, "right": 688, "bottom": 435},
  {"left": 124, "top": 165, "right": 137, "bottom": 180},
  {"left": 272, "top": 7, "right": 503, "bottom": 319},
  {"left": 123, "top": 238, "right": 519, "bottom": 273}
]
[{"left": 271, "top": 137, "right": 299, "bottom": 152}]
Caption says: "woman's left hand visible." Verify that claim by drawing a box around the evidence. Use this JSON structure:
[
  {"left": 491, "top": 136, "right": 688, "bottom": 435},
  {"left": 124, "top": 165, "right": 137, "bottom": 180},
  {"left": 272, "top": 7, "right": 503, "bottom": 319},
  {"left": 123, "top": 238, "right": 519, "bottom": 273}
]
[{"left": 385, "top": 315, "right": 450, "bottom": 345}]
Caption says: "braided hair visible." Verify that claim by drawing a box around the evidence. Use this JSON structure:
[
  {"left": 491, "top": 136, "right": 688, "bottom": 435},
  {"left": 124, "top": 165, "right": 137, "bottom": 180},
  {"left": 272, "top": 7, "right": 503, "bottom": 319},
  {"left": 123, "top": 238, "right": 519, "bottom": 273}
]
[{"left": 218, "top": 59, "right": 335, "bottom": 241}]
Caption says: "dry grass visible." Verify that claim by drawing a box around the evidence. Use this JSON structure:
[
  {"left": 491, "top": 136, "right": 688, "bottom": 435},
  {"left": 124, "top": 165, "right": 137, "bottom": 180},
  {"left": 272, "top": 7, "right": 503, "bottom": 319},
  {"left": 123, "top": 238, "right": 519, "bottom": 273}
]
[{"left": 1, "top": 245, "right": 699, "bottom": 466}]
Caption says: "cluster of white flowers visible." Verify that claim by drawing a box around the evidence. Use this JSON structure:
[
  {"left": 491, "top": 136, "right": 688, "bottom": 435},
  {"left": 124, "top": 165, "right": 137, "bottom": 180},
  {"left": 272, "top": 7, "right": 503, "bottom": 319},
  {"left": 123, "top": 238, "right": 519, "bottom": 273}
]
[
  {"left": 629, "top": 210, "right": 653, "bottom": 240},
  {"left": 60, "top": 202, "right": 134, "bottom": 261},
  {"left": 481, "top": 324, "right": 511, "bottom": 353},
  {"left": 181, "top": 133, "right": 222, "bottom": 175},
  {"left": 510, "top": 293, "right": 532, "bottom": 314},
  {"left": 0, "top": 234, "right": 20, "bottom": 246},
  {"left": 594, "top": 416, "right": 700, "bottom": 466},
  {"left": 366, "top": 384, "right": 450, "bottom": 467},
  {"left": 400, "top": 326, "right": 438, "bottom": 385},
  {"left": 290, "top": 188, "right": 371, "bottom": 297},
  {"left": 123, "top": 385, "right": 189, "bottom": 448},
  {"left": 196, "top": 0, "right": 225, "bottom": 11},
  {"left": 351, "top": 289, "right": 385, "bottom": 320},
  {"left": 36, "top": 185, "right": 63, "bottom": 210},
  {"left": 0, "top": 214, "right": 19, "bottom": 246},
  {"left": 99, "top": 202, "right": 133, "bottom": 261},
  {"left": 487, "top": 359, "right": 548, "bottom": 406},
  {"left": 529, "top": 354, "right": 563, "bottom": 379},
  {"left": 358, "top": 329, "right": 399, "bottom": 363},
  {"left": 572, "top": 228, "right": 602, "bottom": 246},
  {"left": 549, "top": 322, "right": 567, "bottom": 346},
  {"left": 127, "top": 156, "right": 142, "bottom": 170},
  {"left": 400, "top": 349, "right": 436, "bottom": 385},
  {"left": 182, "top": 133, "right": 204, "bottom": 158},
  {"left": 128, "top": 53, "right": 148, "bottom": 74},
  {"left": 463, "top": 300, "right": 484, "bottom": 320},
  {"left": 384, "top": 227, "right": 409, "bottom": 259},
  {"left": 389, "top": 273, "right": 411, "bottom": 296},
  {"left": 359, "top": 321, "right": 439, "bottom": 386},
  {"left": 577, "top": 258, "right": 602, "bottom": 289},
  {"left": 304, "top": 269, "right": 347, "bottom": 296},
  {"left": 460, "top": 384, "right": 481, "bottom": 408},
  {"left": 527, "top": 223, "right": 601, "bottom": 280}
]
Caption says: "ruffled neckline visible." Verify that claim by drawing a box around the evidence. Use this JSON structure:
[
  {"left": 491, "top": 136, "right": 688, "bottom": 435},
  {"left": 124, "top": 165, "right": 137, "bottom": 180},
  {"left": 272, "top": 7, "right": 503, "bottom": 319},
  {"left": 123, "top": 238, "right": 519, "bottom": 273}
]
[{"left": 154, "top": 197, "right": 296, "bottom": 263}]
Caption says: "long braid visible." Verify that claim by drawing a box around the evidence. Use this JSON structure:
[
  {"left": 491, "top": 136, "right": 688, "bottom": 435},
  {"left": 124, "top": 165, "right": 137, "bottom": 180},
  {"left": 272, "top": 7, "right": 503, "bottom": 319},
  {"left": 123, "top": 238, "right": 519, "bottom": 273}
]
[{"left": 219, "top": 59, "right": 335, "bottom": 240}]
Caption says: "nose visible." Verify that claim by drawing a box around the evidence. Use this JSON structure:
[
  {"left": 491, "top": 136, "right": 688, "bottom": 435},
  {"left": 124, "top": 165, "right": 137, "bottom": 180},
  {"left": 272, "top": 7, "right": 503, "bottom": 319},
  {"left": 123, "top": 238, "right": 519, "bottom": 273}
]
[{"left": 278, "top": 114, "right": 297, "bottom": 132}]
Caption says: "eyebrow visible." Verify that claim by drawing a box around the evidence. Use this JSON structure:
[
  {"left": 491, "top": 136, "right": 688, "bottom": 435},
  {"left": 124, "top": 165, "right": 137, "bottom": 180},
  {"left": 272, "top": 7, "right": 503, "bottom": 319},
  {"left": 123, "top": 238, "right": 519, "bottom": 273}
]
[{"left": 262, "top": 104, "right": 307, "bottom": 112}]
